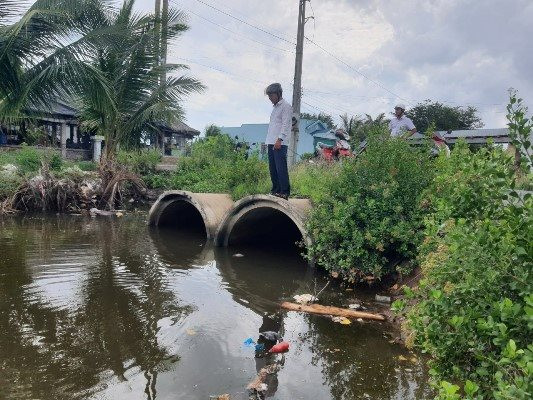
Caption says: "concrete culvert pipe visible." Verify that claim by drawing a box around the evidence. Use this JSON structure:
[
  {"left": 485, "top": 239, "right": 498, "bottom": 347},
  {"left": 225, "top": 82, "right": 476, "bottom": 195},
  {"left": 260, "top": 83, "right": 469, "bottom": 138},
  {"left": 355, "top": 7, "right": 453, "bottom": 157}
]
[
  {"left": 215, "top": 195, "right": 312, "bottom": 249},
  {"left": 148, "top": 191, "right": 234, "bottom": 239}
]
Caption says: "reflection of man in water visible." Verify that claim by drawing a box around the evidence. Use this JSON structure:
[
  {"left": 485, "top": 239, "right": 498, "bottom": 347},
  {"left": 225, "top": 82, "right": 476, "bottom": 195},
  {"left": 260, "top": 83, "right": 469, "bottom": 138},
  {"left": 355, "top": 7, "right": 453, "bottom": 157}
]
[{"left": 253, "top": 313, "right": 283, "bottom": 398}]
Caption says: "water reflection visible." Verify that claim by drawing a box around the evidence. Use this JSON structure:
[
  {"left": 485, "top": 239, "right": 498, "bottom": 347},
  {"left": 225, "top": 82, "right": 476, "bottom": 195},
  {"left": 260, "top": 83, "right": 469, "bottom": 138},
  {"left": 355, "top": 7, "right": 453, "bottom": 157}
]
[
  {"left": 0, "top": 215, "right": 432, "bottom": 400},
  {"left": 0, "top": 216, "right": 191, "bottom": 400}
]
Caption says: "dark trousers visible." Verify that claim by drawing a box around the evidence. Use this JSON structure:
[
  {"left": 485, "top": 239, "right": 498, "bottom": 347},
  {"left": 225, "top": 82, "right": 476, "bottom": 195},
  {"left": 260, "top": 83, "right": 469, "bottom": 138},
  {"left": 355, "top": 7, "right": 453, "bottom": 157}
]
[{"left": 268, "top": 144, "right": 290, "bottom": 196}]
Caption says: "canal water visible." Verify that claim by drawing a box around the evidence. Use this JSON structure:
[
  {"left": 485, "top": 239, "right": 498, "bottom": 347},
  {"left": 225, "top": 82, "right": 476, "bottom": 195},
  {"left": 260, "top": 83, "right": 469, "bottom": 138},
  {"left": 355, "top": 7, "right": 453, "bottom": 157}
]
[{"left": 0, "top": 214, "right": 431, "bottom": 400}]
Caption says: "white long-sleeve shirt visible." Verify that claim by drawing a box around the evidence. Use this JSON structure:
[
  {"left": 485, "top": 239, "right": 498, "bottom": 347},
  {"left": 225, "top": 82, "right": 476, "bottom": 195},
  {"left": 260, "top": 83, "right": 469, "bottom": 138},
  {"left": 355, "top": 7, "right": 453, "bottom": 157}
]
[
  {"left": 389, "top": 115, "right": 416, "bottom": 136},
  {"left": 266, "top": 98, "right": 292, "bottom": 145}
]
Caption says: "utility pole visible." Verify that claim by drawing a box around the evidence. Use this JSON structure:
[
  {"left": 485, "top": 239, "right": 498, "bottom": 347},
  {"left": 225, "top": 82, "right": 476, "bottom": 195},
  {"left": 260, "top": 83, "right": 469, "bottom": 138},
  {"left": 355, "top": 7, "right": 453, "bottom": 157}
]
[
  {"left": 289, "top": 0, "right": 307, "bottom": 166},
  {"left": 154, "top": 0, "right": 162, "bottom": 151},
  {"left": 161, "top": 0, "right": 169, "bottom": 82}
]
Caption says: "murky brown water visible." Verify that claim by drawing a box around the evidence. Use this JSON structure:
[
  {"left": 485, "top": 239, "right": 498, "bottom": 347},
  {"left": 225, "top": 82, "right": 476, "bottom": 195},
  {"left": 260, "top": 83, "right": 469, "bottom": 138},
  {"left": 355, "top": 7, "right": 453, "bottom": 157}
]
[{"left": 0, "top": 214, "right": 432, "bottom": 399}]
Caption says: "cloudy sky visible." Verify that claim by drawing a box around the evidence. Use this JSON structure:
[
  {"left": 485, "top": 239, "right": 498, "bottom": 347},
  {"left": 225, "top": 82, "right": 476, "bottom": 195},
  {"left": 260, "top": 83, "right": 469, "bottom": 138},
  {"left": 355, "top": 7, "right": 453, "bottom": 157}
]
[{"left": 135, "top": 0, "right": 533, "bottom": 132}]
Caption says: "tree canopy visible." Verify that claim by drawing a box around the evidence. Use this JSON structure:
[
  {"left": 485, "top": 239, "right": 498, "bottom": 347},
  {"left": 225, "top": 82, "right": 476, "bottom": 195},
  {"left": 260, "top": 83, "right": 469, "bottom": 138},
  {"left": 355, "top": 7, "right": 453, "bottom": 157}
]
[
  {"left": 204, "top": 124, "right": 222, "bottom": 137},
  {"left": 301, "top": 112, "right": 335, "bottom": 129},
  {"left": 406, "top": 100, "right": 483, "bottom": 133}
]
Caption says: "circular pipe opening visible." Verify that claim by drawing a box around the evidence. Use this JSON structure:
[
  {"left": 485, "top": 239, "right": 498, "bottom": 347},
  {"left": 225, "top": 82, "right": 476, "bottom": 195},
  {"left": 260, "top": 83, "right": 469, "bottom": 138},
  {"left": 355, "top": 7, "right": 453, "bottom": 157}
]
[
  {"left": 157, "top": 200, "right": 207, "bottom": 237},
  {"left": 227, "top": 207, "right": 303, "bottom": 250}
]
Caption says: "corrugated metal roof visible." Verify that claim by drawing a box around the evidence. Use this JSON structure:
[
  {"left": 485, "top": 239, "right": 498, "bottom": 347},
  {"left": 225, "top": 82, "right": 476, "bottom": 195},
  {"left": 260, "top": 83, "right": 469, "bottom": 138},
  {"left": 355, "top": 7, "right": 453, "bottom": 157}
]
[{"left": 439, "top": 128, "right": 509, "bottom": 138}]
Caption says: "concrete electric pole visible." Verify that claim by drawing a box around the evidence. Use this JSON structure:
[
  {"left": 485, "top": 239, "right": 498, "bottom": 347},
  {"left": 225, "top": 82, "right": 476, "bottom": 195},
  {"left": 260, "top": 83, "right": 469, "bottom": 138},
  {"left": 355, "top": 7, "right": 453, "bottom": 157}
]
[{"left": 289, "top": 0, "right": 307, "bottom": 166}]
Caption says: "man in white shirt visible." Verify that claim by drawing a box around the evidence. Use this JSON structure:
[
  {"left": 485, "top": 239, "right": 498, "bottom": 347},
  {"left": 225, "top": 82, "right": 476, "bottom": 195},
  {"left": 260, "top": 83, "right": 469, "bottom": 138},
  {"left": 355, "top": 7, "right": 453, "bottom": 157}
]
[
  {"left": 389, "top": 104, "right": 416, "bottom": 138},
  {"left": 265, "top": 83, "right": 292, "bottom": 200}
]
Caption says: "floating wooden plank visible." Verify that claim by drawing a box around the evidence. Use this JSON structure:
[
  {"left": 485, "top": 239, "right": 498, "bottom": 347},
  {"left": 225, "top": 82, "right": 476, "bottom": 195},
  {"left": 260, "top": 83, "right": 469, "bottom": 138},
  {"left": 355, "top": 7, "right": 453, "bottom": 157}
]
[{"left": 280, "top": 301, "right": 386, "bottom": 321}]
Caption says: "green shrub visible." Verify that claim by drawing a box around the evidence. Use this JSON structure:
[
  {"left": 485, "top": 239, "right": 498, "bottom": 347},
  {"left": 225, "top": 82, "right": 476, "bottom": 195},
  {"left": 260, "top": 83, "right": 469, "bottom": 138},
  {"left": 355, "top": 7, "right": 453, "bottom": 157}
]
[
  {"left": 406, "top": 92, "right": 532, "bottom": 399},
  {"left": 143, "top": 172, "right": 172, "bottom": 189},
  {"left": 0, "top": 171, "right": 22, "bottom": 199},
  {"left": 291, "top": 161, "right": 341, "bottom": 202},
  {"left": 116, "top": 149, "right": 161, "bottom": 175},
  {"left": 76, "top": 161, "right": 97, "bottom": 172},
  {"left": 14, "top": 145, "right": 41, "bottom": 173},
  {"left": 21, "top": 125, "right": 46, "bottom": 146},
  {"left": 167, "top": 135, "right": 270, "bottom": 199},
  {"left": 48, "top": 152, "right": 63, "bottom": 171},
  {"left": 228, "top": 154, "right": 269, "bottom": 200},
  {"left": 306, "top": 134, "right": 435, "bottom": 280}
]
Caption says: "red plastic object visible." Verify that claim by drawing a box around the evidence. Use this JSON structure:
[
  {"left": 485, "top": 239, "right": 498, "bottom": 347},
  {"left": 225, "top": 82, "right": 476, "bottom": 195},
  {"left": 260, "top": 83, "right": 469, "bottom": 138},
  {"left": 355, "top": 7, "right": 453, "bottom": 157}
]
[{"left": 269, "top": 341, "right": 290, "bottom": 353}]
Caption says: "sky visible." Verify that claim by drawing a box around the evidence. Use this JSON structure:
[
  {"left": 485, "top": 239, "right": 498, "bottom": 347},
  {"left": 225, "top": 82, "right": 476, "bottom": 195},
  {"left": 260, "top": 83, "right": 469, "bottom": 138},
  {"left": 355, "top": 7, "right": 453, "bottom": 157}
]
[{"left": 135, "top": 0, "right": 533, "bottom": 133}]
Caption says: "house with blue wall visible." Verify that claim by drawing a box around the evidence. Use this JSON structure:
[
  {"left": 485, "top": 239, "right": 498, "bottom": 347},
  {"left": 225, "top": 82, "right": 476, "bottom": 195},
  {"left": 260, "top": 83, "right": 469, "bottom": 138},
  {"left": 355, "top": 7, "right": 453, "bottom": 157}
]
[{"left": 221, "top": 119, "right": 335, "bottom": 160}]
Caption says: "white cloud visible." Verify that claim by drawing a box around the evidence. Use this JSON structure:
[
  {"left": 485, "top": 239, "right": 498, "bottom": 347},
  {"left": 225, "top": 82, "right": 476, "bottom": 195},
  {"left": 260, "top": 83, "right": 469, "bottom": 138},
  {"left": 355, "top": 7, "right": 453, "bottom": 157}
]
[{"left": 136, "top": 0, "right": 533, "bottom": 131}]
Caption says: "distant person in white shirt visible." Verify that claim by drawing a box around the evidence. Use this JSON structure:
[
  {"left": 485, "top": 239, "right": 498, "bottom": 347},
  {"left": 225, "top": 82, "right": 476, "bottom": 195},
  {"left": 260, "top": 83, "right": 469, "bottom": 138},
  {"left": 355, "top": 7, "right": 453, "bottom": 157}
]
[
  {"left": 389, "top": 104, "right": 416, "bottom": 138},
  {"left": 265, "top": 83, "right": 292, "bottom": 200}
]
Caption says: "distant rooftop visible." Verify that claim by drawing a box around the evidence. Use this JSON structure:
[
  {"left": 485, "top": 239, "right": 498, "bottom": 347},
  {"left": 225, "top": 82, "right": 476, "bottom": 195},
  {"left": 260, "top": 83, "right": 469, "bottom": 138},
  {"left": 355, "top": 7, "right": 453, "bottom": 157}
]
[{"left": 221, "top": 118, "right": 332, "bottom": 157}]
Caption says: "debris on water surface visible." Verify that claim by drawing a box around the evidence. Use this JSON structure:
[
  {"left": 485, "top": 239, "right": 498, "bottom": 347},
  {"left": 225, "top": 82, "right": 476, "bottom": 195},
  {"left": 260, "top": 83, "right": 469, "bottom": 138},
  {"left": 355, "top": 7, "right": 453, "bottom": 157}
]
[
  {"left": 209, "top": 395, "right": 230, "bottom": 400},
  {"left": 331, "top": 316, "right": 352, "bottom": 325},
  {"left": 348, "top": 303, "right": 362, "bottom": 310},
  {"left": 375, "top": 294, "right": 392, "bottom": 303},
  {"left": 233, "top": 253, "right": 244, "bottom": 257},
  {"left": 293, "top": 293, "right": 318, "bottom": 305},
  {"left": 269, "top": 341, "right": 289, "bottom": 353},
  {"left": 186, "top": 328, "right": 196, "bottom": 336},
  {"left": 243, "top": 338, "right": 255, "bottom": 347},
  {"left": 259, "top": 331, "right": 281, "bottom": 342},
  {"left": 247, "top": 364, "right": 280, "bottom": 392}
]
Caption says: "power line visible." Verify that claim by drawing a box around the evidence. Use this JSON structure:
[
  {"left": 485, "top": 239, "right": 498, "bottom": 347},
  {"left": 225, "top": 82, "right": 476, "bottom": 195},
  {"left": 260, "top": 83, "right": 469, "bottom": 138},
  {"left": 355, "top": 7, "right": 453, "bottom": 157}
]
[
  {"left": 173, "top": 1, "right": 294, "bottom": 54},
  {"left": 304, "top": 35, "right": 410, "bottom": 104},
  {"left": 301, "top": 100, "right": 331, "bottom": 116},
  {"left": 188, "top": 0, "right": 409, "bottom": 104},
  {"left": 192, "top": 0, "right": 296, "bottom": 46},
  {"left": 175, "top": 56, "right": 293, "bottom": 91},
  {"left": 187, "top": 0, "right": 503, "bottom": 111},
  {"left": 303, "top": 91, "right": 354, "bottom": 115}
]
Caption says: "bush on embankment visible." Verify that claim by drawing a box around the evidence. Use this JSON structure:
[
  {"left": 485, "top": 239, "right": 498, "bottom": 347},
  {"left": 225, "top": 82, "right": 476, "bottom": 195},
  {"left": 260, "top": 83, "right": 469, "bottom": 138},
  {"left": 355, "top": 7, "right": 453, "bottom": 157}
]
[
  {"left": 116, "top": 148, "right": 161, "bottom": 175},
  {"left": 142, "top": 135, "right": 271, "bottom": 200},
  {"left": 401, "top": 93, "right": 532, "bottom": 399},
  {"left": 305, "top": 133, "right": 435, "bottom": 281}
]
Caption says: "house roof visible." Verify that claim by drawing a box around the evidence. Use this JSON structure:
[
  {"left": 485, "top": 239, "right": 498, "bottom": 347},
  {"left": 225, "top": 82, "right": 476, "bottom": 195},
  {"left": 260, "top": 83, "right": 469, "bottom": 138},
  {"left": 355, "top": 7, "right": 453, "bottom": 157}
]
[
  {"left": 439, "top": 128, "right": 509, "bottom": 138},
  {"left": 26, "top": 100, "right": 79, "bottom": 119},
  {"left": 221, "top": 118, "right": 331, "bottom": 157},
  {"left": 436, "top": 128, "right": 512, "bottom": 144},
  {"left": 156, "top": 120, "right": 200, "bottom": 137}
]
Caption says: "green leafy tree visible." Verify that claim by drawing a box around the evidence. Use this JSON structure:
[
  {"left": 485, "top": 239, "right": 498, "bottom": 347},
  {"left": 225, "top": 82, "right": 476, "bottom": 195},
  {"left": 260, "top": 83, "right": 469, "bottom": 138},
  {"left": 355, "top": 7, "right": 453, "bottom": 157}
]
[
  {"left": 204, "top": 124, "right": 222, "bottom": 137},
  {"left": 406, "top": 100, "right": 483, "bottom": 133},
  {"left": 0, "top": 0, "right": 110, "bottom": 120},
  {"left": 301, "top": 112, "right": 335, "bottom": 129}
]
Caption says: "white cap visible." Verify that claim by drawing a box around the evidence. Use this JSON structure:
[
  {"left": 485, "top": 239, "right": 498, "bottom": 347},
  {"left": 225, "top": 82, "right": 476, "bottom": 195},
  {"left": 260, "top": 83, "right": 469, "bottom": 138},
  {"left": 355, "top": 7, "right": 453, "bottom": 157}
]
[{"left": 395, "top": 103, "right": 406, "bottom": 110}]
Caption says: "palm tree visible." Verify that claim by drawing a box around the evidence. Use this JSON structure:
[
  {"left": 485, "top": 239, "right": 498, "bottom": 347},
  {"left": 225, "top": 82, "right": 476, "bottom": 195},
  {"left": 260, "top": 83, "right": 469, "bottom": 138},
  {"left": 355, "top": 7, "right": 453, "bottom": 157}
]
[
  {"left": 0, "top": 0, "right": 112, "bottom": 120},
  {"left": 78, "top": 0, "right": 204, "bottom": 160},
  {"left": 340, "top": 112, "right": 390, "bottom": 146},
  {"left": 0, "top": 0, "right": 203, "bottom": 160}
]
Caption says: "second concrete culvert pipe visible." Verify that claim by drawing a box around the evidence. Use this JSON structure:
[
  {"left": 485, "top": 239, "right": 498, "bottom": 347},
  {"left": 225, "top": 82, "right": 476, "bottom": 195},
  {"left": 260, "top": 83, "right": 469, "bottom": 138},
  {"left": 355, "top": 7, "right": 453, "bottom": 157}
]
[{"left": 214, "top": 195, "right": 312, "bottom": 248}]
